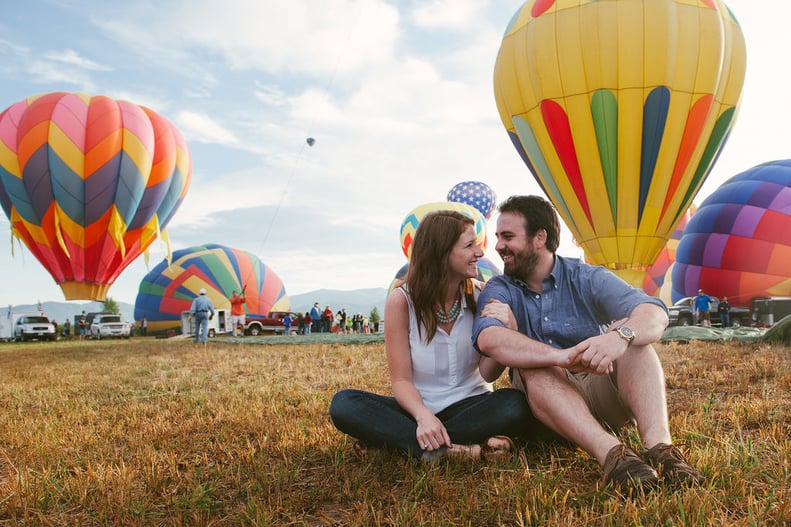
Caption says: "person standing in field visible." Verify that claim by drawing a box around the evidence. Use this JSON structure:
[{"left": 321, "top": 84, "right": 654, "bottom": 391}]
[
  {"left": 718, "top": 296, "right": 731, "bottom": 328},
  {"left": 694, "top": 289, "right": 713, "bottom": 327},
  {"left": 229, "top": 290, "right": 246, "bottom": 337},
  {"left": 190, "top": 288, "right": 215, "bottom": 344},
  {"left": 78, "top": 311, "right": 88, "bottom": 341},
  {"left": 474, "top": 195, "right": 704, "bottom": 490},
  {"left": 310, "top": 302, "right": 322, "bottom": 333},
  {"left": 330, "top": 210, "right": 541, "bottom": 462}
]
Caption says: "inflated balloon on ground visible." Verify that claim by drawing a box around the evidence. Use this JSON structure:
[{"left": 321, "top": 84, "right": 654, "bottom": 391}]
[
  {"left": 134, "top": 243, "right": 290, "bottom": 334},
  {"left": 672, "top": 160, "right": 791, "bottom": 305}
]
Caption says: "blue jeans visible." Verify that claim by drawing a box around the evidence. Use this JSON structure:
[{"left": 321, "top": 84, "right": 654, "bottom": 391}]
[
  {"left": 329, "top": 388, "right": 540, "bottom": 459},
  {"left": 194, "top": 313, "right": 209, "bottom": 343}
]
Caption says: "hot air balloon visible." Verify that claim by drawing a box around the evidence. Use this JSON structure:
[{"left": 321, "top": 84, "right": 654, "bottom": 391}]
[
  {"left": 400, "top": 201, "right": 488, "bottom": 260},
  {"left": 672, "top": 160, "right": 791, "bottom": 306},
  {"left": 0, "top": 92, "right": 191, "bottom": 300},
  {"left": 493, "top": 0, "right": 746, "bottom": 287},
  {"left": 134, "top": 243, "right": 290, "bottom": 334},
  {"left": 306, "top": 137, "right": 315, "bottom": 147},
  {"left": 447, "top": 180, "right": 497, "bottom": 219},
  {"left": 642, "top": 205, "right": 696, "bottom": 297}
]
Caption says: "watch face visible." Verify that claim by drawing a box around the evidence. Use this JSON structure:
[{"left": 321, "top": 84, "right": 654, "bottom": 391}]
[{"left": 619, "top": 327, "right": 634, "bottom": 338}]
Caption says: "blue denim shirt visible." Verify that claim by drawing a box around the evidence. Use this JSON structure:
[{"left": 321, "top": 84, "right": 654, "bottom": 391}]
[{"left": 472, "top": 255, "right": 667, "bottom": 350}]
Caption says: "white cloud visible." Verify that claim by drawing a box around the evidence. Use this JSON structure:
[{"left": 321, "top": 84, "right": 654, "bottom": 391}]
[
  {"left": 175, "top": 111, "right": 239, "bottom": 145},
  {"left": 412, "top": 0, "right": 487, "bottom": 30},
  {"left": 42, "top": 49, "right": 113, "bottom": 71}
]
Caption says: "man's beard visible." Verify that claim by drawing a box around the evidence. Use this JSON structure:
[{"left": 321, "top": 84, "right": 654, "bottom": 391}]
[{"left": 502, "top": 247, "right": 538, "bottom": 280}]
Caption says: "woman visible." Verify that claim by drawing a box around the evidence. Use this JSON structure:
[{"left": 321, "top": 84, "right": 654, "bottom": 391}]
[{"left": 329, "top": 211, "right": 536, "bottom": 461}]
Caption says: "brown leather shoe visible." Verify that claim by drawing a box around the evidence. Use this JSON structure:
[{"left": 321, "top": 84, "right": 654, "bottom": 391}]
[
  {"left": 602, "top": 444, "right": 659, "bottom": 489},
  {"left": 645, "top": 443, "right": 705, "bottom": 485}
]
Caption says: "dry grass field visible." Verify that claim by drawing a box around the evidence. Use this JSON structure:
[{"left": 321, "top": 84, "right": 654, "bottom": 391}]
[{"left": 0, "top": 335, "right": 788, "bottom": 526}]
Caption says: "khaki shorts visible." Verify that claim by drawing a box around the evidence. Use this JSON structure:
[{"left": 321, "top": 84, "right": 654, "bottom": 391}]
[{"left": 510, "top": 367, "right": 633, "bottom": 432}]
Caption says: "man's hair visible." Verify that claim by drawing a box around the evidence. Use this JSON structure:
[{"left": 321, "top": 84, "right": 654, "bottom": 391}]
[{"left": 498, "top": 195, "right": 560, "bottom": 252}]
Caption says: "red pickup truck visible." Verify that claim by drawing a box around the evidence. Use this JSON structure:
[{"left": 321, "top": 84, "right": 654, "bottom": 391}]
[{"left": 244, "top": 311, "right": 297, "bottom": 336}]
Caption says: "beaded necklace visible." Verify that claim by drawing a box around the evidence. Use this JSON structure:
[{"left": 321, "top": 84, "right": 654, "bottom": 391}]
[{"left": 436, "top": 298, "right": 461, "bottom": 324}]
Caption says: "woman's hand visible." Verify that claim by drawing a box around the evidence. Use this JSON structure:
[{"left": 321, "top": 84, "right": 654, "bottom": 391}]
[
  {"left": 415, "top": 412, "right": 451, "bottom": 452},
  {"left": 480, "top": 299, "right": 518, "bottom": 330}
]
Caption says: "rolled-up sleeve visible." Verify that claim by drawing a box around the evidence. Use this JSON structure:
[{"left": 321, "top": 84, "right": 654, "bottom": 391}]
[{"left": 472, "top": 276, "right": 513, "bottom": 351}]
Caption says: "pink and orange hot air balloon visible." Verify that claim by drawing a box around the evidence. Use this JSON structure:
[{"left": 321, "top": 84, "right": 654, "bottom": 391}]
[
  {"left": 493, "top": 0, "right": 746, "bottom": 287},
  {"left": 0, "top": 92, "right": 191, "bottom": 300}
]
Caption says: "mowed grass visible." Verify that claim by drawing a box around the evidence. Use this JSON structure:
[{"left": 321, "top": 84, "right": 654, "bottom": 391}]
[{"left": 0, "top": 336, "right": 788, "bottom": 526}]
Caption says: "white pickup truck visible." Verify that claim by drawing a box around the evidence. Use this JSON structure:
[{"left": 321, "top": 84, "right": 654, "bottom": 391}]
[{"left": 89, "top": 312, "right": 132, "bottom": 339}]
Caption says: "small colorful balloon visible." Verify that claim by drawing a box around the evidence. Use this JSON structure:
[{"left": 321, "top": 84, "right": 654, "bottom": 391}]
[
  {"left": 447, "top": 180, "right": 497, "bottom": 219},
  {"left": 400, "top": 201, "right": 488, "bottom": 260}
]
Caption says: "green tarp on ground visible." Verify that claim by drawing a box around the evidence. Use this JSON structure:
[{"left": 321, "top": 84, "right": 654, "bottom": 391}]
[{"left": 661, "top": 314, "right": 791, "bottom": 344}]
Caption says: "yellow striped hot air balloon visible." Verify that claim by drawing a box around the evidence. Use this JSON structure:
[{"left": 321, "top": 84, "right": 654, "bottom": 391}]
[{"left": 493, "top": 0, "right": 746, "bottom": 287}]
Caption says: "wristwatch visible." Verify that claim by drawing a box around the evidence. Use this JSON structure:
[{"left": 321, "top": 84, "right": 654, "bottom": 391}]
[{"left": 612, "top": 326, "right": 635, "bottom": 346}]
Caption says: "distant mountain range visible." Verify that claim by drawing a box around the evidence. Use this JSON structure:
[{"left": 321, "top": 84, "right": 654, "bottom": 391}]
[{"left": 2, "top": 288, "right": 388, "bottom": 324}]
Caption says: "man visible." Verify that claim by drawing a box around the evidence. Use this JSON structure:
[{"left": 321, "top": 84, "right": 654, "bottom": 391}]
[
  {"left": 473, "top": 195, "right": 703, "bottom": 489},
  {"left": 190, "top": 288, "right": 215, "bottom": 344},
  {"left": 695, "top": 289, "right": 713, "bottom": 327},
  {"left": 229, "top": 290, "right": 246, "bottom": 337},
  {"left": 310, "top": 302, "right": 322, "bottom": 333},
  {"left": 78, "top": 311, "right": 88, "bottom": 341},
  {"left": 718, "top": 296, "right": 731, "bottom": 328}
]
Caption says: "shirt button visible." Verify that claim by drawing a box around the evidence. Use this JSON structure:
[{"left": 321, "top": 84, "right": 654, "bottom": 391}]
[
  {"left": 548, "top": 339, "right": 553, "bottom": 344},
  {"left": 543, "top": 316, "right": 548, "bottom": 321},
  {"left": 535, "top": 294, "right": 540, "bottom": 299}
]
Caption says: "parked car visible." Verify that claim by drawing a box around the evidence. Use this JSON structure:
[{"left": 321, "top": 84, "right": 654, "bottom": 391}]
[
  {"left": 667, "top": 297, "right": 750, "bottom": 328},
  {"left": 244, "top": 311, "right": 298, "bottom": 336},
  {"left": 89, "top": 312, "right": 131, "bottom": 339},
  {"left": 13, "top": 314, "right": 57, "bottom": 342}
]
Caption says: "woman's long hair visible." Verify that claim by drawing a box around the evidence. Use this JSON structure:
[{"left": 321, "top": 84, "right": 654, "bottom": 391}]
[{"left": 405, "top": 210, "right": 477, "bottom": 342}]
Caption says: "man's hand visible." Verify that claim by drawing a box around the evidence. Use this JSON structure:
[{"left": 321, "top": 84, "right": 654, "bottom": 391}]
[{"left": 568, "top": 332, "right": 626, "bottom": 375}]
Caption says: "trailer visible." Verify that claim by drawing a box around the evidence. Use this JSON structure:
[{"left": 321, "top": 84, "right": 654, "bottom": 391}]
[
  {"left": 0, "top": 312, "right": 13, "bottom": 341},
  {"left": 180, "top": 309, "right": 230, "bottom": 338},
  {"left": 751, "top": 296, "right": 791, "bottom": 327}
]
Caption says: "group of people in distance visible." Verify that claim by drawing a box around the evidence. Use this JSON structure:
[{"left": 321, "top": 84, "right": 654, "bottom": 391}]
[{"left": 330, "top": 194, "right": 705, "bottom": 491}]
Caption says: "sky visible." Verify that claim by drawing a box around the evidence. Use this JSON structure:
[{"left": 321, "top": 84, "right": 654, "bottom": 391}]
[{"left": 1, "top": 0, "right": 790, "bottom": 307}]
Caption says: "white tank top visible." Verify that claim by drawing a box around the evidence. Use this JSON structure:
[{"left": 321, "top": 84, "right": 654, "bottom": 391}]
[{"left": 398, "top": 287, "right": 492, "bottom": 414}]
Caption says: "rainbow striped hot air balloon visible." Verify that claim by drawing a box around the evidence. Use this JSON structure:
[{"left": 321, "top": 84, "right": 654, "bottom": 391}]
[
  {"left": 400, "top": 201, "right": 488, "bottom": 260},
  {"left": 493, "top": 0, "right": 746, "bottom": 287},
  {"left": 0, "top": 92, "right": 191, "bottom": 300},
  {"left": 134, "top": 243, "right": 290, "bottom": 335}
]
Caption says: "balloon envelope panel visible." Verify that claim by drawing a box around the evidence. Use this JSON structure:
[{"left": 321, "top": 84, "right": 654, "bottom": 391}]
[
  {"left": 134, "top": 243, "right": 290, "bottom": 332},
  {"left": 672, "top": 160, "right": 791, "bottom": 305},
  {"left": 400, "top": 201, "right": 488, "bottom": 259},
  {"left": 447, "top": 180, "right": 497, "bottom": 219},
  {"left": 0, "top": 92, "right": 191, "bottom": 300},
  {"left": 642, "top": 206, "right": 696, "bottom": 297},
  {"left": 493, "top": 0, "right": 746, "bottom": 287}
]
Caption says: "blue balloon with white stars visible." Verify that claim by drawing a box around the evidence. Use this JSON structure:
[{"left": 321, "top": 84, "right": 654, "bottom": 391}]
[{"left": 447, "top": 181, "right": 497, "bottom": 219}]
